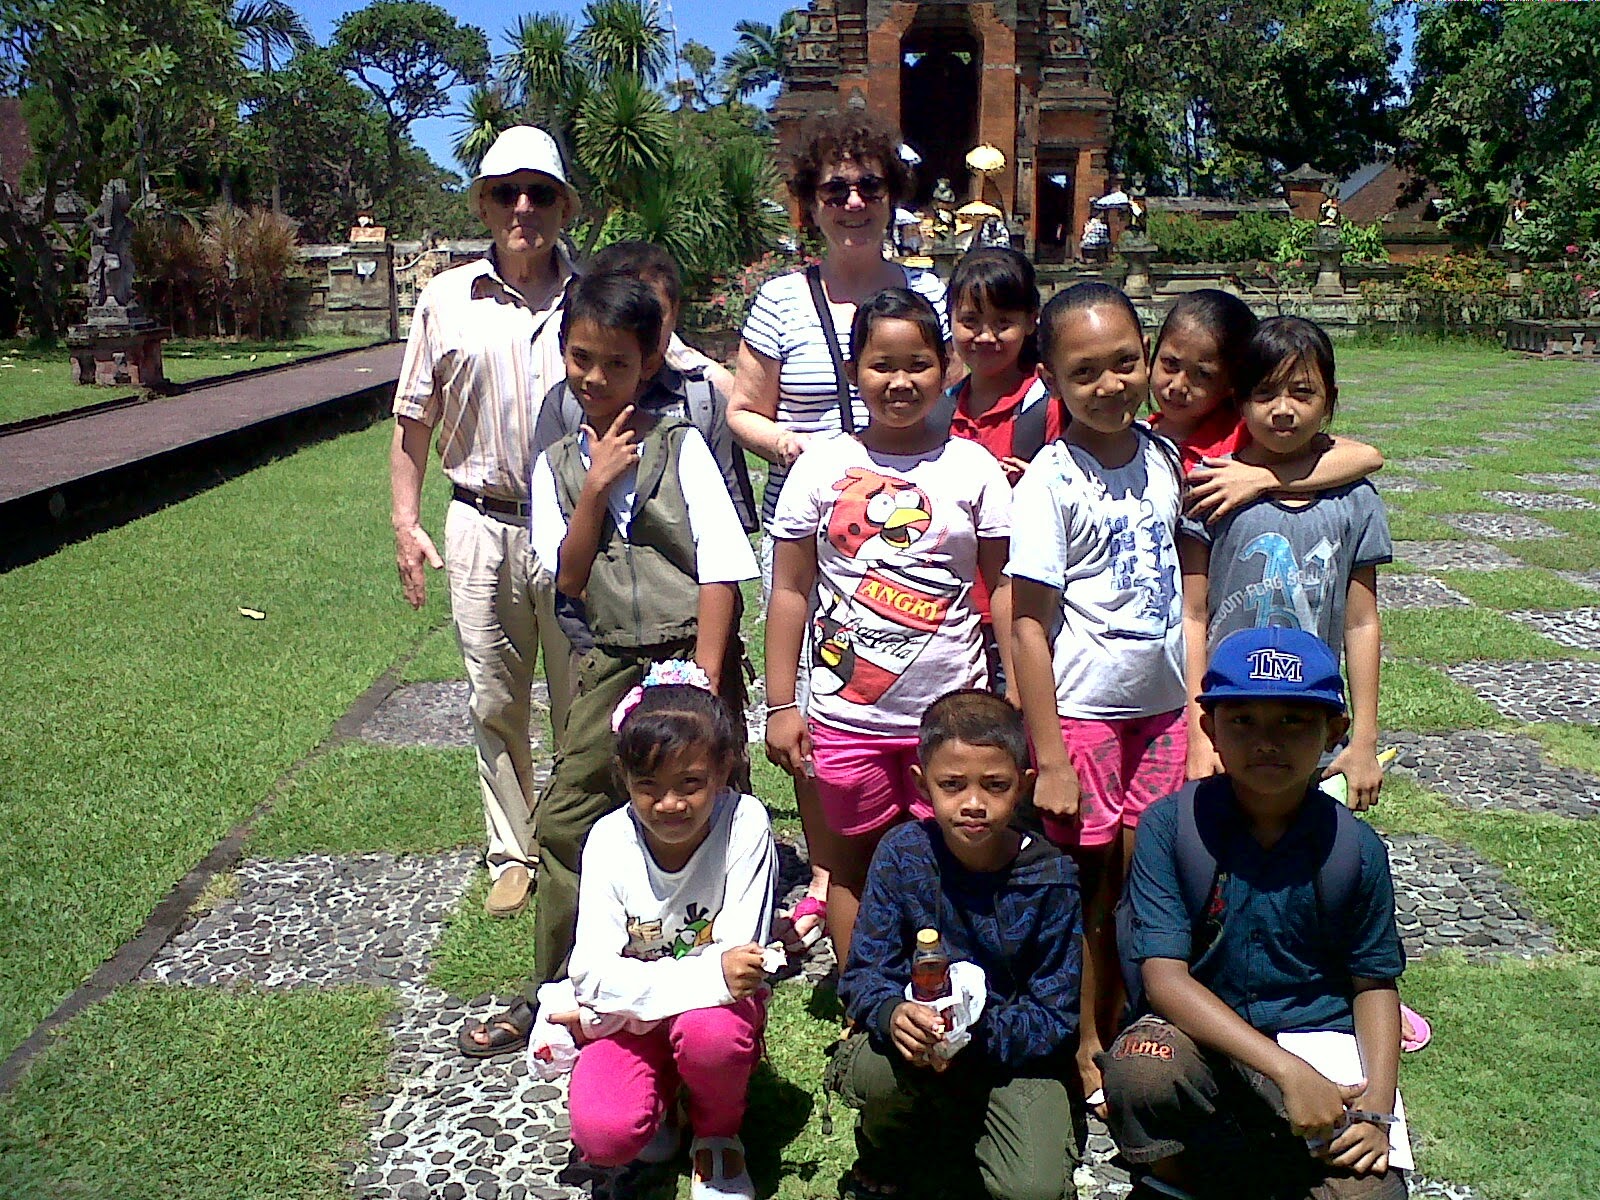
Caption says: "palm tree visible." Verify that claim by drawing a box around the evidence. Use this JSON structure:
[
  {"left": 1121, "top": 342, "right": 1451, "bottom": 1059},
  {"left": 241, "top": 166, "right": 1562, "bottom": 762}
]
[
  {"left": 231, "top": 0, "right": 313, "bottom": 213},
  {"left": 502, "top": 13, "right": 583, "bottom": 126},
  {"left": 576, "top": 0, "right": 671, "bottom": 83},
  {"left": 231, "top": 0, "right": 312, "bottom": 77},
  {"left": 452, "top": 83, "right": 515, "bottom": 174},
  {"left": 573, "top": 70, "right": 675, "bottom": 255},
  {"left": 719, "top": 12, "right": 800, "bottom": 103}
]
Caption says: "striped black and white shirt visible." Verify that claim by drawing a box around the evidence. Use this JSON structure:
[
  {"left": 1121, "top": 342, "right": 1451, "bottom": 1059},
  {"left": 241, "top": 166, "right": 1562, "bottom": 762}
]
[{"left": 741, "top": 266, "right": 950, "bottom": 529}]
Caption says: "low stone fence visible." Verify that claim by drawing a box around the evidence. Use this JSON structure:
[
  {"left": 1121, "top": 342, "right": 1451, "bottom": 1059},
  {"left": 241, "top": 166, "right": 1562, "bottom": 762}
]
[{"left": 295, "top": 239, "right": 493, "bottom": 340}]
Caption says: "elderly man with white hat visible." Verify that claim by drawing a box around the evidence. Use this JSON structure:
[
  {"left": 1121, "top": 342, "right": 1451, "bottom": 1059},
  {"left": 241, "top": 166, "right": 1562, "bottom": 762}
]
[{"left": 389, "top": 126, "right": 579, "bottom": 934}]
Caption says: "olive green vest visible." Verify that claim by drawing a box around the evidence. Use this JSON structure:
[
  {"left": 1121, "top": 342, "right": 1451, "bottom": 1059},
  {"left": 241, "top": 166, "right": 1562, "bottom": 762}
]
[{"left": 548, "top": 417, "right": 701, "bottom": 649}]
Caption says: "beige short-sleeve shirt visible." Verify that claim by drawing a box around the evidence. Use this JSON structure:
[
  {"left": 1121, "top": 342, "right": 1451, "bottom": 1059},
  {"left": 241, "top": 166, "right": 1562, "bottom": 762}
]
[{"left": 393, "top": 247, "right": 574, "bottom": 500}]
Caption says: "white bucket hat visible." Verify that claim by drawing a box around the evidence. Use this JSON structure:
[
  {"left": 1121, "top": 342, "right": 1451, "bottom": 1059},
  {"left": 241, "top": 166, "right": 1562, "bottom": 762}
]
[{"left": 468, "top": 126, "right": 582, "bottom": 214}]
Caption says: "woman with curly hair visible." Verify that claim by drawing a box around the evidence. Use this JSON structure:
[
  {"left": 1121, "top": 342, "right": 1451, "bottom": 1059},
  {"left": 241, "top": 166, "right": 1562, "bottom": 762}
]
[{"left": 727, "top": 110, "right": 950, "bottom": 960}]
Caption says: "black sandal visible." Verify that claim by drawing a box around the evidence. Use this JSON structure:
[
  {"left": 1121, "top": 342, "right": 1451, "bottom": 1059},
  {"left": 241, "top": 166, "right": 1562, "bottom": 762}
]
[{"left": 457, "top": 997, "right": 533, "bottom": 1060}]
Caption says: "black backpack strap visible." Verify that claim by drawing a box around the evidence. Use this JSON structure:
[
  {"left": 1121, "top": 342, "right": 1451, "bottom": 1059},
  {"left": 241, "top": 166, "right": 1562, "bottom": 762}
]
[
  {"left": 805, "top": 264, "right": 856, "bottom": 434},
  {"left": 1310, "top": 796, "right": 1367, "bottom": 974},
  {"left": 685, "top": 374, "right": 759, "bottom": 534},
  {"left": 1011, "top": 378, "right": 1053, "bottom": 460}
]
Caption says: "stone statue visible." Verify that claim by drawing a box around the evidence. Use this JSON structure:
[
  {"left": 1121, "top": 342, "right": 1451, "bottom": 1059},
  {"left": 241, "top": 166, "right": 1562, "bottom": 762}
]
[
  {"left": 932, "top": 177, "right": 956, "bottom": 205},
  {"left": 1318, "top": 182, "right": 1342, "bottom": 228},
  {"left": 87, "top": 180, "right": 136, "bottom": 311},
  {"left": 1128, "top": 177, "right": 1149, "bottom": 235}
]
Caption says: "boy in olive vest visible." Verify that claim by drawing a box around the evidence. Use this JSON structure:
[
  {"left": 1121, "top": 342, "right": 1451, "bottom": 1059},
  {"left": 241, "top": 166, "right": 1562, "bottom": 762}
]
[{"left": 525, "top": 271, "right": 758, "bottom": 988}]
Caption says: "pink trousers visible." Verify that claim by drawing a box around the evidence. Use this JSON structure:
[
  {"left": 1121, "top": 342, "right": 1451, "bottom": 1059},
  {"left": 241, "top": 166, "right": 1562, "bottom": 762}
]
[{"left": 568, "top": 996, "right": 767, "bottom": 1166}]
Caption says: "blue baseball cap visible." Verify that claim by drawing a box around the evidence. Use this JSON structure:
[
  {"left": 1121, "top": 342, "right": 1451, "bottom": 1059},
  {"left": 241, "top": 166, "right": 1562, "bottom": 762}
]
[{"left": 1198, "top": 628, "right": 1347, "bottom": 712}]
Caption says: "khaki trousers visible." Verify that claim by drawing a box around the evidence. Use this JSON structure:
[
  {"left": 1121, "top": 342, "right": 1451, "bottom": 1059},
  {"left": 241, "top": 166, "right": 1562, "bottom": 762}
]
[{"left": 444, "top": 500, "right": 573, "bottom": 879}]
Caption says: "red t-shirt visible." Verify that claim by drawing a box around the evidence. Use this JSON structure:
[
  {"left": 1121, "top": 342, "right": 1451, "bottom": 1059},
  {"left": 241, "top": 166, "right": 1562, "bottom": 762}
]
[
  {"left": 949, "top": 370, "right": 1068, "bottom": 623},
  {"left": 1147, "top": 407, "right": 1250, "bottom": 472}
]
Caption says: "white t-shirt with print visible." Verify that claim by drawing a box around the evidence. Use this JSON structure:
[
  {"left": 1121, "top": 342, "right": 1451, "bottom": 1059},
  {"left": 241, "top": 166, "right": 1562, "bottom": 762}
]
[
  {"left": 1007, "top": 430, "right": 1187, "bottom": 720},
  {"left": 569, "top": 790, "right": 776, "bottom": 1024},
  {"left": 770, "top": 433, "right": 1011, "bottom": 736},
  {"left": 740, "top": 266, "right": 950, "bottom": 530}
]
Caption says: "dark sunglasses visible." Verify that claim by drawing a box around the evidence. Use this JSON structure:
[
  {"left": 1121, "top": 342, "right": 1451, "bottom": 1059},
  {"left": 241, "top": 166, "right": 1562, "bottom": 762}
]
[
  {"left": 487, "top": 181, "right": 563, "bottom": 209},
  {"left": 817, "top": 174, "right": 888, "bottom": 207}
]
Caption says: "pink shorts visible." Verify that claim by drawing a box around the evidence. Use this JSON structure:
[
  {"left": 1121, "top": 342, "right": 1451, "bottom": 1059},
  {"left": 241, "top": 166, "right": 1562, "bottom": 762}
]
[
  {"left": 1043, "top": 709, "right": 1186, "bottom": 849},
  {"left": 809, "top": 720, "right": 933, "bottom": 838}
]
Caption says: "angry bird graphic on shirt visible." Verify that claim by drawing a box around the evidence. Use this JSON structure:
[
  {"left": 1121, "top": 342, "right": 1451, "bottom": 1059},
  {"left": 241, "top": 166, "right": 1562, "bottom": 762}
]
[
  {"left": 809, "top": 584, "right": 860, "bottom": 697},
  {"left": 825, "top": 468, "right": 932, "bottom": 561},
  {"left": 670, "top": 903, "right": 715, "bottom": 959}
]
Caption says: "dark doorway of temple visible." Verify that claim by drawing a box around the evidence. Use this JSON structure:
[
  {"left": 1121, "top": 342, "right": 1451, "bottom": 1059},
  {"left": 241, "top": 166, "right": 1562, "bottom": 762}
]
[
  {"left": 900, "top": 19, "right": 979, "bottom": 208},
  {"left": 1037, "top": 166, "right": 1075, "bottom": 264}
]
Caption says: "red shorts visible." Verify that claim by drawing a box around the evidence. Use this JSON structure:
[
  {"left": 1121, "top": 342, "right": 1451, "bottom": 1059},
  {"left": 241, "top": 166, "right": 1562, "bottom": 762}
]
[
  {"left": 1043, "top": 709, "right": 1186, "bottom": 848},
  {"left": 809, "top": 720, "right": 932, "bottom": 838}
]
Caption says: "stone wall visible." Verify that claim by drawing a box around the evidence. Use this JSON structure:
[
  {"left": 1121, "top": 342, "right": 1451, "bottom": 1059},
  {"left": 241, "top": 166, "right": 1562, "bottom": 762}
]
[{"left": 295, "top": 239, "right": 492, "bottom": 339}]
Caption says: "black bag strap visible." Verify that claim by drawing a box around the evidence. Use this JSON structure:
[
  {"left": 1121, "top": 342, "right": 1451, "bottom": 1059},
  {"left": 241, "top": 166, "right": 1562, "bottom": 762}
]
[
  {"left": 1012, "top": 379, "right": 1053, "bottom": 460},
  {"left": 805, "top": 264, "right": 855, "bottom": 435}
]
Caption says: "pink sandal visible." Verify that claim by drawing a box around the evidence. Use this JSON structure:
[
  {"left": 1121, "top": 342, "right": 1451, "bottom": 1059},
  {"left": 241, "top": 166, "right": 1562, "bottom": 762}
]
[
  {"left": 775, "top": 895, "right": 827, "bottom": 953},
  {"left": 1400, "top": 1003, "right": 1432, "bottom": 1053}
]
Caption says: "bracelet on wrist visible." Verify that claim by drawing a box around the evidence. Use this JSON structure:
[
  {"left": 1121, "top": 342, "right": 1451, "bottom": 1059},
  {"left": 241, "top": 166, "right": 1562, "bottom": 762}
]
[{"left": 765, "top": 702, "right": 800, "bottom": 715}]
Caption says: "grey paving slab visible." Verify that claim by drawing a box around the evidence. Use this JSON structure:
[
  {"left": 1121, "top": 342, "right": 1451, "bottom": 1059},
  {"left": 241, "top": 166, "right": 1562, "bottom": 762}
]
[
  {"left": 1379, "top": 575, "right": 1472, "bottom": 609},
  {"left": 1506, "top": 607, "right": 1600, "bottom": 652},
  {"left": 1378, "top": 475, "right": 1440, "bottom": 496},
  {"left": 1446, "top": 659, "right": 1600, "bottom": 724},
  {"left": 1559, "top": 570, "right": 1600, "bottom": 593},
  {"left": 1482, "top": 491, "right": 1597, "bottom": 512},
  {"left": 1399, "top": 456, "right": 1469, "bottom": 475},
  {"left": 143, "top": 851, "right": 478, "bottom": 988},
  {"left": 1392, "top": 541, "right": 1523, "bottom": 571},
  {"left": 1386, "top": 833, "right": 1562, "bottom": 960},
  {"left": 1386, "top": 730, "right": 1600, "bottom": 818},
  {"left": 1439, "top": 512, "right": 1562, "bottom": 540},
  {"left": 1521, "top": 473, "right": 1600, "bottom": 490},
  {"left": 1478, "top": 430, "right": 1534, "bottom": 444}
]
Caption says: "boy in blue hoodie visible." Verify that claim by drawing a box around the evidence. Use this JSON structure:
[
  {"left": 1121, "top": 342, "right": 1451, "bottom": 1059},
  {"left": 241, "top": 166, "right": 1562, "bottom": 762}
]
[{"left": 838, "top": 689, "right": 1084, "bottom": 1200}]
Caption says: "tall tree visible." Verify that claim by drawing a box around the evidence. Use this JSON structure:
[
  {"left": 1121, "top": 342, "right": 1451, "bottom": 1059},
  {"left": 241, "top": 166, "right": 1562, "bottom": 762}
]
[
  {"left": 333, "top": 0, "right": 490, "bottom": 173},
  {"left": 719, "top": 14, "right": 799, "bottom": 103},
  {"left": 452, "top": 82, "right": 515, "bottom": 175},
  {"left": 672, "top": 39, "right": 718, "bottom": 110},
  {"left": 1400, "top": 1, "right": 1600, "bottom": 249},
  {"left": 1086, "top": 0, "right": 1398, "bottom": 194},
  {"left": 231, "top": 0, "right": 312, "bottom": 213},
  {"left": 0, "top": 0, "right": 242, "bottom": 334}
]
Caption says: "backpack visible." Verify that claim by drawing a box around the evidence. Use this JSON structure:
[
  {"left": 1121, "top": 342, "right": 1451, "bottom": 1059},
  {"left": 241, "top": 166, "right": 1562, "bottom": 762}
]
[
  {"left": 680, "top": 371, "right": 759, "bottom": 534},
  {"left": 1117, "top": 777, "right": 1365, "bottom": 1013},
  {"left": 931, "top": 376, "right": 1053, "bottom": 461}
]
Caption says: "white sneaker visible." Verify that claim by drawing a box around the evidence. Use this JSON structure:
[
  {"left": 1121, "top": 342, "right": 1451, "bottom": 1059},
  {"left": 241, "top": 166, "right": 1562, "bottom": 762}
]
[{"left": 690, "top": 1135, "right": 754, "bottom": 1200}]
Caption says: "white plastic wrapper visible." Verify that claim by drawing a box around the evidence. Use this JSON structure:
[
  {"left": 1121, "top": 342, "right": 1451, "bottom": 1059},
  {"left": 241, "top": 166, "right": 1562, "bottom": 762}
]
[
  {"left": 903, "top": 960, "right": 988, "bottom": 1059},
  {"left": 526, "top": 981, "right": 584, "bottom": 1080}
]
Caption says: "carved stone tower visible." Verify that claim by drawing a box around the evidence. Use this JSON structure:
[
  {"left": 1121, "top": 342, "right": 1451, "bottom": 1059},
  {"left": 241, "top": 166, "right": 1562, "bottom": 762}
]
[{"left": 773, "top": 0, "right": 1112, "bottom": 260}]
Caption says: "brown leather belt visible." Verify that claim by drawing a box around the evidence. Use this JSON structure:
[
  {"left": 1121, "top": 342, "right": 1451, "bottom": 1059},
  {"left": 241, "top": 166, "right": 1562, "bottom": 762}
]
[{"left": 452, "top": 485, "right": 530, "bottom": 521}]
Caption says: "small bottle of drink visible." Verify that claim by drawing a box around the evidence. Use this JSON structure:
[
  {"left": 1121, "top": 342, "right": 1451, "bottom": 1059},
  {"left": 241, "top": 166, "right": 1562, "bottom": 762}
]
[{"left": 910, "top": 928, "right": 952, "bottom": 1002}]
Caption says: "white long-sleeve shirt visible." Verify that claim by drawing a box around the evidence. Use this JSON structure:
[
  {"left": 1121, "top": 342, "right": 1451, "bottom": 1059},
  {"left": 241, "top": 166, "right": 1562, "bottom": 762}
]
[{"left": 569, "top": 790, "right": 776, "bottom": 1024}]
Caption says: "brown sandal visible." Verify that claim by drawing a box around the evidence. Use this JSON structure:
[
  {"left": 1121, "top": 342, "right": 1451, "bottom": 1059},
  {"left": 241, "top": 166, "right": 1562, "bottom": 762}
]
[{"left": 457, "top": 997, "right": 533, "bottom": 1060}]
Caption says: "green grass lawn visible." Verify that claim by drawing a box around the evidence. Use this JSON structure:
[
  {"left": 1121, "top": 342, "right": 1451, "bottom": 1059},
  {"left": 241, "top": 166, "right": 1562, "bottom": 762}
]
[
  {"left": 0, "top": 334, "right": 377, "bottom": 426},
  {"left": 4, "top": 342, "right": 1600, "bottom": 1198},
  {"left": 0, "top": 420, "right": 448, "bottom": 1057}
]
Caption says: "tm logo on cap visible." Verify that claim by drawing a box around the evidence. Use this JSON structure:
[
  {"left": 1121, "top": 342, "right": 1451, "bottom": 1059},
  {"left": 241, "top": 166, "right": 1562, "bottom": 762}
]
[{"left": 1247, "top": 648, "right": 1304, "bottom": 683}]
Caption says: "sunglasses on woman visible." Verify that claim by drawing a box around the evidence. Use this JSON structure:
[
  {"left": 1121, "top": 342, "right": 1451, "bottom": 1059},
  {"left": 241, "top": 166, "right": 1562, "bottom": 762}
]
[
  {"left": 817, "top": 174, "right": 888, "bottom": 207},
  {"left": 487, "top": 181, "right": 563, "bottom": 209}
]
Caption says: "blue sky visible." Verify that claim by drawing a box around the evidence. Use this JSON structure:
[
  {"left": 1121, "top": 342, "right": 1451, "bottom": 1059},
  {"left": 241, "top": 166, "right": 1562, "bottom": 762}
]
[{"left": 292, "top": 0, "right": 794, "bottom": 175}]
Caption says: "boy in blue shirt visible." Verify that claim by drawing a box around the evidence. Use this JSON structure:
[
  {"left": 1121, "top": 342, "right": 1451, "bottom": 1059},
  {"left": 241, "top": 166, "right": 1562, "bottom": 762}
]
[
  {"left": 1103, "top": 628, "right": 1405, "bottom": 1200},
  {"left": 837, "top": 689, "right": 1084, "bottom": 1200}
]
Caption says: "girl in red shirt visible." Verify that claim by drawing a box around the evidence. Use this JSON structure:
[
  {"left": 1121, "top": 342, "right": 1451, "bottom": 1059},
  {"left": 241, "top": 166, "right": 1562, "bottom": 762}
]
[{"left": 1147, "top": 289, "right": 1384, "bottom": 523}]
